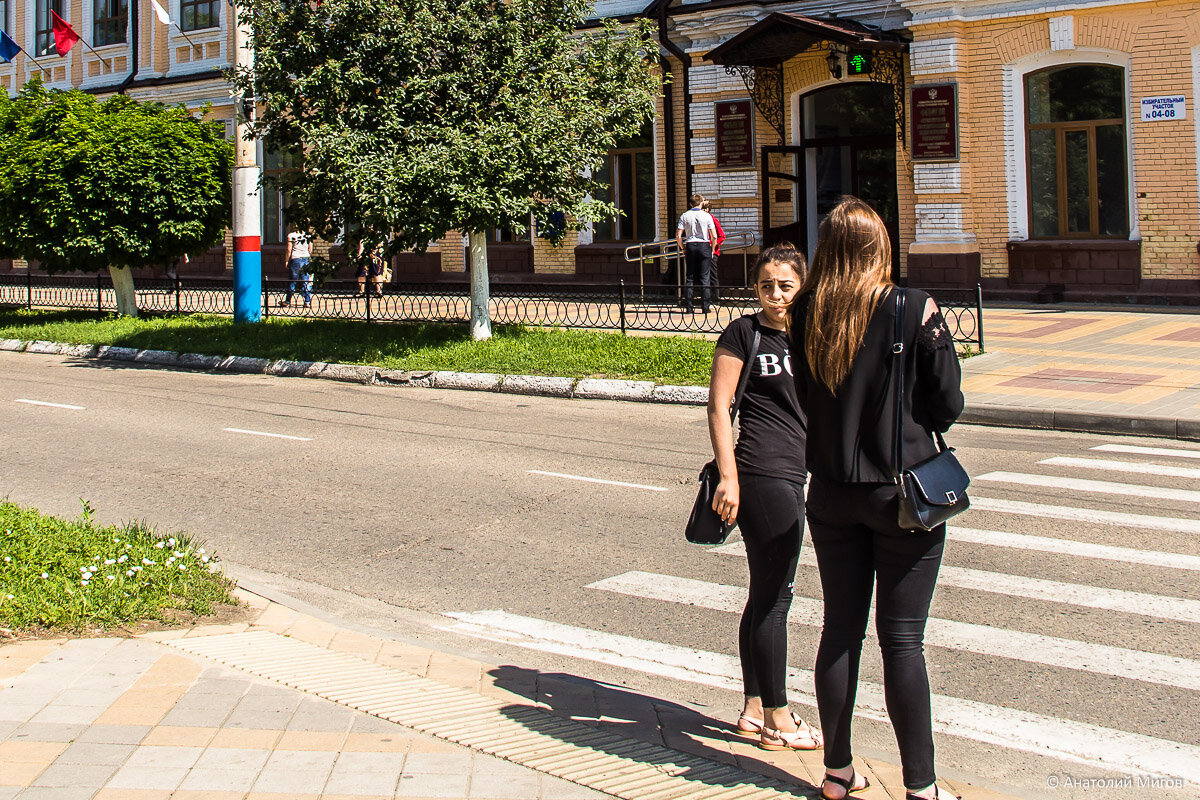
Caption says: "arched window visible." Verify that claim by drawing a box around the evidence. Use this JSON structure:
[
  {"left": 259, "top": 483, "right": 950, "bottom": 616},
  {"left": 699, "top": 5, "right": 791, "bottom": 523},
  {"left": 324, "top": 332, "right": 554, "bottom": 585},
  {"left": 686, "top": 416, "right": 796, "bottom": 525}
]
[{"left": 1025, "top": 64, "right": 1127, "bottom": 238}]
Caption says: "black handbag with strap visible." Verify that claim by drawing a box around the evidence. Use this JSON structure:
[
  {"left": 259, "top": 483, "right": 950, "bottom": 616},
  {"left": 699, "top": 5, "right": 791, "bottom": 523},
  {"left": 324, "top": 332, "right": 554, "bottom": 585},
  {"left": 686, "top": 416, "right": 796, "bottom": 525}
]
[
  {"left": 891, "top": 289, "right": 971, "bottom": 531},
  {"left": 686, "top": 322, "right": 761, "bottom": 545}
]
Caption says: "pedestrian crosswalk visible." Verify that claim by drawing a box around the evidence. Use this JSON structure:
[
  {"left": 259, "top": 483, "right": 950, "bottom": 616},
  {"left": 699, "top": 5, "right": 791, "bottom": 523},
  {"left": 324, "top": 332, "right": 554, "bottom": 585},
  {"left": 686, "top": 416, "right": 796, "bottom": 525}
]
[{"left": 441, "top": 437, "right": 1200, "bottom": 789}]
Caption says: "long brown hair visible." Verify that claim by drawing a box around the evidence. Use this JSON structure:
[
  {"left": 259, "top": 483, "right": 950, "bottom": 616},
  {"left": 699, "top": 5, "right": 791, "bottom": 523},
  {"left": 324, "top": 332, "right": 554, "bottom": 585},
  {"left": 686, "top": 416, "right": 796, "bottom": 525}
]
[{"left": 800, "top": 197, "right": 892, "bottom": 394}]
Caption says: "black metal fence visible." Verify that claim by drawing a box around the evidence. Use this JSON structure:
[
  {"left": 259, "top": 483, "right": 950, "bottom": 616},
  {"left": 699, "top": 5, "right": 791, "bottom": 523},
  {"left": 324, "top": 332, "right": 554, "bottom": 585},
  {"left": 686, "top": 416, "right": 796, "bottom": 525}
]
[{"left": 0, "top": 273, "right": 984, "bottom": 349}]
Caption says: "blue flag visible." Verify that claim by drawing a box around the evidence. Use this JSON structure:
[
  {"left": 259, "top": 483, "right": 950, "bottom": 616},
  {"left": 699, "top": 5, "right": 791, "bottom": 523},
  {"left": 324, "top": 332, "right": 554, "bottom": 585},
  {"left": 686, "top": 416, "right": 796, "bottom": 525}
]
[{"left": 0, "top": 30, "right": 20, "bottom": 63}]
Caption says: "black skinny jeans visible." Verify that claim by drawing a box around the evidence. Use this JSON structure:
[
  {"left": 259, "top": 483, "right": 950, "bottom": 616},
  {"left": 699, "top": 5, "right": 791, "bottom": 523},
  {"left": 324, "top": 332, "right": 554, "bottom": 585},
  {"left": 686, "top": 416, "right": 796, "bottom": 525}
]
[
  {"left": 737, "top": 473, "right": 804, "bottom": 709},
  {"left": 806, "top": 477, "right": 945, "bottom": 791}
]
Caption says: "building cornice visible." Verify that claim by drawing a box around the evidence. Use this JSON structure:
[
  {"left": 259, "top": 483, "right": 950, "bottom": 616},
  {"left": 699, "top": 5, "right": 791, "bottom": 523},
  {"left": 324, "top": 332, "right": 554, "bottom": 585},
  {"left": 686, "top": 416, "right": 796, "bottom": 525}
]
[{"left": 901, "top": 0, "right": 1155, "bottom": 27}]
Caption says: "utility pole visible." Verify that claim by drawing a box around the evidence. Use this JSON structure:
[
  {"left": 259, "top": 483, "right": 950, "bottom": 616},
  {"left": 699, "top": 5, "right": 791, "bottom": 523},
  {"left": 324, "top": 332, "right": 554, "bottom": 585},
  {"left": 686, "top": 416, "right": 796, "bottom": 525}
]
[{"left": 232, "top": 2, "right": 261, "bottom": 323}]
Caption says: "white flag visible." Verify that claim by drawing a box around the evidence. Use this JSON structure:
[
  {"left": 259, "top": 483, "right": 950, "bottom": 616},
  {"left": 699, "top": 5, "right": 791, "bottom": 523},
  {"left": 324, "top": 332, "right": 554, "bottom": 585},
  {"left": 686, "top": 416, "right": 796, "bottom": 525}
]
[{"left": 150, "top": 0, "right": 171, "bottom": 25}]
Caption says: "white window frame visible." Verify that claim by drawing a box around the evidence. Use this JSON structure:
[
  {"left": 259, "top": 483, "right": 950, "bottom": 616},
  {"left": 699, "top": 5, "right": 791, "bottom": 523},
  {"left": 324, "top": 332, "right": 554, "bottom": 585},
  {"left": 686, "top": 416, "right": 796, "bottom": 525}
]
[
  {"left": 166, "top": 0, "right": 223, "bottom": 77},
  {"left": 1003, "top": 47, "right": 1138, "bottom": 242}
]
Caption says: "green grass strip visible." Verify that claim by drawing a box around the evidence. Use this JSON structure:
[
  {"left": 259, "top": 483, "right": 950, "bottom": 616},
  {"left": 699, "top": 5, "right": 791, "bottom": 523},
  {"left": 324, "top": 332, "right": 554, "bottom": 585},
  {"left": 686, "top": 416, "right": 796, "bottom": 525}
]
[
  {"left": 0, "top": 500, "right": 235, "bottom": 634},
  {"left": 0, "top": 309, "right": 716, "bottom": 386}
]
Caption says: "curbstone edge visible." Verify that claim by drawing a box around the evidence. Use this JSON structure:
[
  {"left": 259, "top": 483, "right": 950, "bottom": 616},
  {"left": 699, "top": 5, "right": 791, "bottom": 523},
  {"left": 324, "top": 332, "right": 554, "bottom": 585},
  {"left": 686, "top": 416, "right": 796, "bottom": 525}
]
[
  {"left": 179, "top": 352, "right": 222, "bottom": 369},
  {"left": 574, "top": 378, "right": 656, "bottom": 402},
  {"left": 500, "top": 375, "right": 576, "bottom": 398},
  {"left": 434, "top": 371, "right": 502, "bottom": 392},
  {"left": 0, "top": 339, "right": 27, "bottom": 352},
  {"left": 650, "top": 384, "right": 709, "bottom": 406}
]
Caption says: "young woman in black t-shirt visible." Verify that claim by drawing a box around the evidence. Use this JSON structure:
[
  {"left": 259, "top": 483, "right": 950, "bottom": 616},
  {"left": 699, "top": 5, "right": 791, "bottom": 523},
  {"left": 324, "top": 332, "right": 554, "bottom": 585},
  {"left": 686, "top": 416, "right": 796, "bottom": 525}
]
[{"left": 707, "top": 244, "right": 821, "bottom": 753}]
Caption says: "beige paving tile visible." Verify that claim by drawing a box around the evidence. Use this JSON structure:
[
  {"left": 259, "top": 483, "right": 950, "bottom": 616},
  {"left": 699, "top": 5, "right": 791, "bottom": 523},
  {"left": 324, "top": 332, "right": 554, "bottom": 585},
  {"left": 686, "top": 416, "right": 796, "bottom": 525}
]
[
  {"left": 281, "top": 618, "right": 340, "bottom": 647},
  {"left": 274, "top": 730, "right": 348, "bottom": 751},
  {"left": 0, "top": 760, "right": 47, "bottom": 786},
  {"left": 328, "top": 630, "right": 384, "bottom": 659},
  {"left": 140, "top": 726, "right": 218, "bottom": 747},
  {"left": 182, "top": 623, "right": 250, "bottom": 638},
  {"left": 244, "top": 794, "right": 321, "bottom": 800},
  {"left": 171, "top": 791, "right": 249, "bottom": 800},
  {"left": 250, "top": 603, "right": 303, "bottom": 633},
  {"left": 404, "top": 737, "right": 464, "bottom": 754},
  {"left": 0, "top": 740, "right": 68, "bottom": 762},
  {"left": 209, "top": 727, "right": 283, "bottom": 749},
  {"left": 92, "top": 790, "right": 173, "bottom": 800},
  {"left": 374, "top": 644, "right": 433, "bottom": 677},
  {"left": 342, "top": 732, "right": 413, "bottom": 753}
]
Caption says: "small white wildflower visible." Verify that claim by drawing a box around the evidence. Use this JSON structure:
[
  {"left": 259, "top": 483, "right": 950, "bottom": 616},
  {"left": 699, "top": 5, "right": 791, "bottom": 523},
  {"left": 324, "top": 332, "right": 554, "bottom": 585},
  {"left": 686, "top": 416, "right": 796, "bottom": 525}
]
[
  {"left": 3, "top": 556, "right": 10, "bottom": 563},
  {"left": 80, "top": 566, "right": 89, "bottom": 573},
  {"left": 118, "top": 555, "right": 127, "bottom": 563},
  {"left": 179, "top": 565, "right": 187, "bottom": 571},
  {"left": 154, "top": 541, "right": 164, "bottom": 549},
  {"left": 173, "top": 550, "right": 184, "bottom": 557},
  {"left": 5, "top": 594, "right": 12, "bottom": 600},
  {"left": 125, "top": 570, "right": 135, "bottom": 577},
  {"left": 93, "top": 555, "right": 101, "bottom": 561},
  {"left": 82, "top": 571, "right": 93, "bottom": 580},
  {"left": 114, "top": 538, "right": 120, "bottom": 543},
  {"left": 80, "top": 580, "right": 89, "bottom": 586},
  {"left": 142, "top": 558, "right": 154, "bottom": 565},
  {"left": 40, "top": 572, "right": 49, "bottom": 579},
  {"left": 198, "top": 548, "right": 205, "bottom": 554},
  {"left": 167, "top": 538, "right": 176, "bottom": 546},
  {"left": 201, "top": 555, "right": 210, "bottom": 563},
  {"left": 104, "top": 558, "right": 116, "bottom": 565},
  {"left": 106, "top": 575, "right": 116, "bottom": 581}
]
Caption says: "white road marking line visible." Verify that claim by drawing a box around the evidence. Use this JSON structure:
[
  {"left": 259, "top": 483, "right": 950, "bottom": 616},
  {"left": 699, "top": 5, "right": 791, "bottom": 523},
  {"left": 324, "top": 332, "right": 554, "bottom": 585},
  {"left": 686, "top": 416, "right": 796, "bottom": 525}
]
[
  {"left": 715, "top": 542, "right": 1200, "bottom": 623},
  {"left": 977, "top": 471, "right": 1200, "bottom": 504},
  {"left": 443, "top": 610, "right": 1200, "bottom": 783},
  {"left": 947, "top": 527, "right": 1200, "bottom": 572},
  {"left": 15, "top": 399, "right": 84, "bottom": 410},
  {"left": 223, "top": 427, "right": 312, "bottom": 442},
  {"left": 969, "top": 496, "right": 1200, "bottom": 534},
  {"left": 1093, "top": 443, "right": 1200, "bottom": 460},
  {"left": 1041, "top": 456, "right": 1200, "bottom": 480},
  {"left": 587, "top": 571, "right": 1200, "bottom": 691},
  {"left": 527, "top": 470, "right": 668, "bottom": 492}
]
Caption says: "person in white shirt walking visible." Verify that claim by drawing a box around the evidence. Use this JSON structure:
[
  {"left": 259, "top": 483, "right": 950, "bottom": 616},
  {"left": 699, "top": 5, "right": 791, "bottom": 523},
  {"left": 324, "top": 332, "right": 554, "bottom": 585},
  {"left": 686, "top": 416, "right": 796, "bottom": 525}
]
[
  {"left": 282, "top": 224, "right": 313, "bottom": 309},
  {"left": 675, "top": 193, "right": 718, "bottom": 314}
]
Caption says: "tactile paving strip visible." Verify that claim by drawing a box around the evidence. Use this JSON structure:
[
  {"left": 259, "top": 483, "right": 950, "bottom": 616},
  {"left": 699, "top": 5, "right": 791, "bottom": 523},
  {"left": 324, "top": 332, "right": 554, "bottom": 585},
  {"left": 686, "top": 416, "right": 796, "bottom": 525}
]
[{"left": 168, "top": 630, "right": 808, "bottom": 800}]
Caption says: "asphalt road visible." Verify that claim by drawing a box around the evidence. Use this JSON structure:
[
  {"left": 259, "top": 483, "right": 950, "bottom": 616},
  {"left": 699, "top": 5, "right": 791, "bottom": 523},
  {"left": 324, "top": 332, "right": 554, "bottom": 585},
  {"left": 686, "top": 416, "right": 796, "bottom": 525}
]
[{"left": 2, "top": 351, "right": 1197, "bottom": 800}]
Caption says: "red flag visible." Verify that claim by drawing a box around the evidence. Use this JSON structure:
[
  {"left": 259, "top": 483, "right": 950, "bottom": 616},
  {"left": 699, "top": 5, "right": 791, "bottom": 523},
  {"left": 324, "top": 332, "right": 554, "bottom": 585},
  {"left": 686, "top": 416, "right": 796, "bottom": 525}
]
[{"left": 51, "top": 10, "right": 79, "bottom": 56}]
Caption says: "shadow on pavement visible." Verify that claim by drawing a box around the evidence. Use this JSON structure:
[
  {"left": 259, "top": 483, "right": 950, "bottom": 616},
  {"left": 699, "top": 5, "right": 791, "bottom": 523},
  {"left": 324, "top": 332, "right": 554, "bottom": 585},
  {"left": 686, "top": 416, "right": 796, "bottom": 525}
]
[{"left": 489, "top": 665, "right": 817, "bottom": 798}]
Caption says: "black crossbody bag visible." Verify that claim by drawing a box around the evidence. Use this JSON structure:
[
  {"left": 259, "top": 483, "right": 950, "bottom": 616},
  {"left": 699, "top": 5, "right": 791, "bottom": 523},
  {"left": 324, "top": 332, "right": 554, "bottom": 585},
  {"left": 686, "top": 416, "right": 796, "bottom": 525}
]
[
  {"left": 686, "top": 323, "right": 761, "bottom": 545},
  {"left": 891, "top": 289, "right": 971, "bottom": 531}
]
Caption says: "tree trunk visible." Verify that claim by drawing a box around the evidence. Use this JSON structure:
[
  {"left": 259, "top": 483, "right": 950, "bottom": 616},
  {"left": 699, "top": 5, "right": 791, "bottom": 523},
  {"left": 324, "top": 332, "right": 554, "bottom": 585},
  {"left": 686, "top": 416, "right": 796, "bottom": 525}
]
[
  {"left": 468, "top": 230, "right": 492, "bottom": 341},
  {"left": 108, "top": 265, "right": 138, "bottom": 318}
]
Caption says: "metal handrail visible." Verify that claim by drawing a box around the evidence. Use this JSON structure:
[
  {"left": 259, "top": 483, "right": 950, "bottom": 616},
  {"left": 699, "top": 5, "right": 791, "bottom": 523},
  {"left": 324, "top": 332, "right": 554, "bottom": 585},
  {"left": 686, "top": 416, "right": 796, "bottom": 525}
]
[{"left": 623, "top": 230, "right": 757, "bottom": 299}]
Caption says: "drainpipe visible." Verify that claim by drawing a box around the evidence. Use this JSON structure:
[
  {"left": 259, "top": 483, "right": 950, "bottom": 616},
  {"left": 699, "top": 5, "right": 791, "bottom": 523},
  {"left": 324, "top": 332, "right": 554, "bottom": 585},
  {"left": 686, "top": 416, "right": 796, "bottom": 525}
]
[
  {"left": 657, "top": 6, "right": 692, "bottom": 213},
  {"left": 659, "top": 51, "right": 677, "bottom": 227},
  {"left": 116, "top": 0, "right": 139, "bottom": 93}
]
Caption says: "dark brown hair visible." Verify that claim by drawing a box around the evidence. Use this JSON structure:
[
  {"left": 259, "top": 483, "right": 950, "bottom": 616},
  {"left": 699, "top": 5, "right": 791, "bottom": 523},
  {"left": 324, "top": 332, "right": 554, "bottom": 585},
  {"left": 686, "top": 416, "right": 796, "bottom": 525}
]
[{"left": 752, "top": 242, "right": 807, "bottom": 283}]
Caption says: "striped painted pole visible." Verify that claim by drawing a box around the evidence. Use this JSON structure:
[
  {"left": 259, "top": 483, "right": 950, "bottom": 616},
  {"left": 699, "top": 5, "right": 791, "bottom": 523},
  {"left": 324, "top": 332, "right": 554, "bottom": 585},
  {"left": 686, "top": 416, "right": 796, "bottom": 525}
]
[{"left": 232, "top": 8, "right": 261, "bottom": 323}]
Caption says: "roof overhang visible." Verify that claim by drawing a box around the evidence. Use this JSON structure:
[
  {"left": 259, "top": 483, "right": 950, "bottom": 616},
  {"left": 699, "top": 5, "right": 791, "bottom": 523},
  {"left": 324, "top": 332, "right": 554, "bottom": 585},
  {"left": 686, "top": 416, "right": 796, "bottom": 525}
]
[{"left": 706, "top": 12, "right": 908, "bottom": 67}]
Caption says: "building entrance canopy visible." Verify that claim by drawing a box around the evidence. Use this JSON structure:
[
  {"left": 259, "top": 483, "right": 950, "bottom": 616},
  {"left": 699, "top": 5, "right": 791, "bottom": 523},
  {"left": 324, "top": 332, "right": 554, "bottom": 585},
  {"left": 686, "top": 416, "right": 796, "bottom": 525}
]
[{"left": 705, "top": 12, "right": 907, "bottom": 68}]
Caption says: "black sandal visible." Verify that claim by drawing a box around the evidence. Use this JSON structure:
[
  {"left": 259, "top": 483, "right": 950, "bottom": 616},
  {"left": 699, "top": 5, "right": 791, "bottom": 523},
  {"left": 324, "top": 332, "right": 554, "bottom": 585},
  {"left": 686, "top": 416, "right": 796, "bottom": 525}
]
[{"left": 821, "top": 770, "right": 869, "bottom": 800}]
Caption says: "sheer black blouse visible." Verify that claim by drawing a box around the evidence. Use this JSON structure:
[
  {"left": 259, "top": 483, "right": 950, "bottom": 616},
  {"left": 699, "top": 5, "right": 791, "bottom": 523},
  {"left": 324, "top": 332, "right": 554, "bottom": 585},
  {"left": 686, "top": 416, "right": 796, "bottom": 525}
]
[{"left": 790, "top": 287, "right": 964, "bottom": 484}]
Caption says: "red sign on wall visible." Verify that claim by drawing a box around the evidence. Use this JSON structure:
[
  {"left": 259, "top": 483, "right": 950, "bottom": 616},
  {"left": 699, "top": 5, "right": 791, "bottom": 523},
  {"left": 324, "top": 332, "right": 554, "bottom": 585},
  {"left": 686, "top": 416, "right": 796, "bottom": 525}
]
[
  {"left": 716, "top": 100, "right": 755, "bottom": 169},
  {"left": 911, "top": 84, "right": 958, "bottom": 161}
]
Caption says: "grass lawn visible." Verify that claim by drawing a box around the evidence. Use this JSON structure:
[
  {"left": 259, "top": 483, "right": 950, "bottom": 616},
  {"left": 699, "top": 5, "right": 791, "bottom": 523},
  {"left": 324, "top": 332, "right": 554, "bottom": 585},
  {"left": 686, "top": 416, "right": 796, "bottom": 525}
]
[
  {"left": 0, "top": 500, "right": 235, "bottom": 636},
  {"left": 0, "top": 309, "right": 716, "bottom": 386}
]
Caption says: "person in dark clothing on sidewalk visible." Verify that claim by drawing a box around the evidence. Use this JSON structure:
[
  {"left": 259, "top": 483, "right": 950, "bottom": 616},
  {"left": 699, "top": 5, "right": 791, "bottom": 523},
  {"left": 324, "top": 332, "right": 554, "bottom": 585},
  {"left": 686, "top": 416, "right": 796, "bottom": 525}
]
[
  {"left": 790, "top": 197, "right": 964, "bottom": 800},
  {"left": 675, "top": 193, "right": 717, "bottom": 313},
  {"left": 707, "top": 243, "right": 822, "bottom": 753}
]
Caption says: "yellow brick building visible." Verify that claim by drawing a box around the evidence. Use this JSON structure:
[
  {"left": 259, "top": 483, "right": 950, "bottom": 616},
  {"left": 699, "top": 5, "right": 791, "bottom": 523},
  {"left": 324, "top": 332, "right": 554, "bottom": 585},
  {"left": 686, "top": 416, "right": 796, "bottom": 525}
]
[{"left": 4, "top": 0, "right": 1198, "bottom": 300}]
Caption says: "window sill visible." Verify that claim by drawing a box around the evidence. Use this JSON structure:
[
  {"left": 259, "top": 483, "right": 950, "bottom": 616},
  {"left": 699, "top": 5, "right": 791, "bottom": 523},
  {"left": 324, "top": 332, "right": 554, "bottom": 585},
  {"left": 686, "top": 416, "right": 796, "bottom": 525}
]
[{"left": 1008, "top": 239, "right": 1139, "bottom": 251}]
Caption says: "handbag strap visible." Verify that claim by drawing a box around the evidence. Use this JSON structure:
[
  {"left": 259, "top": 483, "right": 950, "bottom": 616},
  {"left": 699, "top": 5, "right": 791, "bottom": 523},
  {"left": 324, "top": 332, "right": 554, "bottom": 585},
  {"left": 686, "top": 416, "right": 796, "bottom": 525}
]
[
  {"left": 891, "top": 287, "right": 906, "bottom": 484},
  {"left": 730, "top": 319, "right": 762, "bottom": 424}
]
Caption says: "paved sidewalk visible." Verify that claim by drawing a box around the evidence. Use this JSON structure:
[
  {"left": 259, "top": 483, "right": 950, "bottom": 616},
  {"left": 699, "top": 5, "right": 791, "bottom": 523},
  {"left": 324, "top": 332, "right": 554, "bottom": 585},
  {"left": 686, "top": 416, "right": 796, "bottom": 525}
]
[
  {"left": 0, "top": 589, "right": 1017, "bottom": 800},
  {"left": 961, "top": 306, "right": 1200, "bottom": 438}
]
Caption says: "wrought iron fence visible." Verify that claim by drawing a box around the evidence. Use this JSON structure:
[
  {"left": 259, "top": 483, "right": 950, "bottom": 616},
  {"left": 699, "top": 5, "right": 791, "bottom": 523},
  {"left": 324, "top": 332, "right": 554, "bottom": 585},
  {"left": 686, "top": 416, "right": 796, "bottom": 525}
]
[{"left": 0, "top": 273, "right": 984, "bottom": 349}]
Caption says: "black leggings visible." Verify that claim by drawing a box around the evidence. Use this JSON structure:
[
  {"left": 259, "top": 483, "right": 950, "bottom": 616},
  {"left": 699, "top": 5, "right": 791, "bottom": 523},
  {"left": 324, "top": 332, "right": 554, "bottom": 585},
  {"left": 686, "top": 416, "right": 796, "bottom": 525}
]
[
  {"left": 805, "top": 477, "right": 945, "bottom": 790},
  {"left": 736, "top": 473, "right": 804, "bottom": 709}
]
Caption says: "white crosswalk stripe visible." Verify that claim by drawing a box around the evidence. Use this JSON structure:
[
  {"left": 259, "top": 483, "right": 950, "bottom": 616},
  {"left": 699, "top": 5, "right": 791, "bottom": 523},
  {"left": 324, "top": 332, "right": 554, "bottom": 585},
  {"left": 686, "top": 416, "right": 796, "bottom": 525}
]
[
  {"left": 1041, "top": 456, "right": 1200, "bottom": 480},
  {"left": 445, "top": 440, "right": 1200, "bottom": 790},
  {"left": 977, "top": 471, "right": 1200, "bottom": 504},
  {"left": 585, "top": 571, "right": 1200, "bottom": 690},
  {"left": 443, "top": 610, "right": 1200, "bottom": 783},
  {"left": 1092, "top": 443, "right": 1200, "bottom": 459}
]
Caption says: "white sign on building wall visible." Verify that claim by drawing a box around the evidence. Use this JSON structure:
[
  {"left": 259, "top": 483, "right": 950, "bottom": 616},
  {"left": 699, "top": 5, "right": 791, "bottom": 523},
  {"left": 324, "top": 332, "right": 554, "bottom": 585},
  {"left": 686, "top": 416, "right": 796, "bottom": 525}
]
[{"left": 1140, "top": 95, "right": 1187, "bottom": 122}]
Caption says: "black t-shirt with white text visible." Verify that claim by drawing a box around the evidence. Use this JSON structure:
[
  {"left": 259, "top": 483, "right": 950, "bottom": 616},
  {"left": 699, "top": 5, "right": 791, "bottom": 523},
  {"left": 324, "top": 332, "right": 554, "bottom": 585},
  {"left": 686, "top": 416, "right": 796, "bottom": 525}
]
[{"left": 715, "top": 314, "right": 807, "bottom": 483}]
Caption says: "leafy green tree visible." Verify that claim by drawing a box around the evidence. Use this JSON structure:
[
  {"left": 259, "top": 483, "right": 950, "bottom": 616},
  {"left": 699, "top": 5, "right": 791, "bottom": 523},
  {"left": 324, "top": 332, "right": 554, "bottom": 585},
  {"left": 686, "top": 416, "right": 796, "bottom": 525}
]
[
  {"left": 235, "top": 0, "right": 659, "bottom": 339},
  {"left": 0, "top": 80, "right": 232, "bottom": 317}
]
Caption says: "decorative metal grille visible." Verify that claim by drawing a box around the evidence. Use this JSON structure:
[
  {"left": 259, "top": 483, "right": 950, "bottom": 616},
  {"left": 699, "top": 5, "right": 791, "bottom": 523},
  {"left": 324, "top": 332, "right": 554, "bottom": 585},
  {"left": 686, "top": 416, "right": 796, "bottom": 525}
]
[
  {"left": 724, "top": 64, "right": 785, "bottom": 145},
  {"left": 870, "top": 50, "right": 907, "bottom": 145}
]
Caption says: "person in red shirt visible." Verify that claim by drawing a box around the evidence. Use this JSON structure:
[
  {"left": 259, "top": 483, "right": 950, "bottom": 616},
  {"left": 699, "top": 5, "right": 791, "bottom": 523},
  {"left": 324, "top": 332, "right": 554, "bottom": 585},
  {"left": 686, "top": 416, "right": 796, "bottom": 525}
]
[{"left": 702, "top": 201, "right": 727, "bottom": 298}]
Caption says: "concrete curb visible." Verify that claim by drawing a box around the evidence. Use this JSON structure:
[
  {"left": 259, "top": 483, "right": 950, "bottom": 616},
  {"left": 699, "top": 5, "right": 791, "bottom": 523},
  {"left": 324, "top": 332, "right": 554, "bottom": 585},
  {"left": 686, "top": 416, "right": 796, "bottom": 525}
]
[{"left": 7, "top": 337, "right": 1198, "bottom": 440}]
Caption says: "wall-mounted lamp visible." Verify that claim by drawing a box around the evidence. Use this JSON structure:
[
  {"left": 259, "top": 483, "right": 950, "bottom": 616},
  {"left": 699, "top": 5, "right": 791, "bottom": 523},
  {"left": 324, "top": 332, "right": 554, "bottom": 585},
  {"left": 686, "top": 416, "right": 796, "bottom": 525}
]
[{"left": 827, "top": 48, "right": 843, "bottom": 80}]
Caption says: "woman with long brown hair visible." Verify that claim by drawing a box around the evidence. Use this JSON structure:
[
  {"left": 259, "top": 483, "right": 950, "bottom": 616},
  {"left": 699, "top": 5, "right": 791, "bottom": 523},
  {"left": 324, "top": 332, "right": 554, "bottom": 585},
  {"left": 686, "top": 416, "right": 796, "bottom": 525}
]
[{"left": 789, "top": 198, "right": 963, "bottom": 800}]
